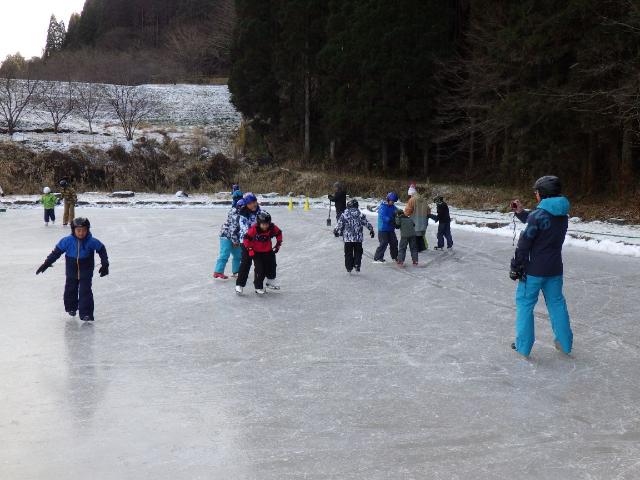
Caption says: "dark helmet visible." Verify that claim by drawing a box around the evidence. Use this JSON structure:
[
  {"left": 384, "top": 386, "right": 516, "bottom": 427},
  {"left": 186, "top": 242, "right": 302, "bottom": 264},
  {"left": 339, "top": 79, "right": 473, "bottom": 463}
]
[
  {"left": 347, "top": 198, "right": 359, "bottom": 209},
  {"left": 534, "top": 175, "right": 562, "bottom": 197},
  {"left": 386, "top": 192, "right": 399, "bottom": 202},
  {"left": 59, "top": 179, "right": 68, "bottom": 188},
  {"left": 71, "top": 217, "right": 90, "bottom": 231},
  {"left": 256, "top": 211, "right": 272, "bottom": 224}
]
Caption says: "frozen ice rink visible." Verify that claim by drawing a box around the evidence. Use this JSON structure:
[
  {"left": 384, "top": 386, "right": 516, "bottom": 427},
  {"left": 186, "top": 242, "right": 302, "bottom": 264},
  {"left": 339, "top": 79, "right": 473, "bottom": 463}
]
[{"left": 1, "top": 208, "right": 640, "bottom": 479}]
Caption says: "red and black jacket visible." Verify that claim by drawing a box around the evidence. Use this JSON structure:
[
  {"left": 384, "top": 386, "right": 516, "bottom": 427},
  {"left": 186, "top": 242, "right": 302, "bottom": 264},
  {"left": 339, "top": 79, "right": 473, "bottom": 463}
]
[{"left": 243, "top": 223, "right": 283, "bottom": 253}]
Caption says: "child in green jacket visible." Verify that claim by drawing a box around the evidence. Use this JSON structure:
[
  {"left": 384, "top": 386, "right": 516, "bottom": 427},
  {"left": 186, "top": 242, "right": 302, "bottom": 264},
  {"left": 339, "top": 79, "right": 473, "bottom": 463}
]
[
  {"left": 41, "top": 187, "right": 57, "bottom": 226},
  {"left": 396, "top": 212, "right": 419, "bottom": 266}
]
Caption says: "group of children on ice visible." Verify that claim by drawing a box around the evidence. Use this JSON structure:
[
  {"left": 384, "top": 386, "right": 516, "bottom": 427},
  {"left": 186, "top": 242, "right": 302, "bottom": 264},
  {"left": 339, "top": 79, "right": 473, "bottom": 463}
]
[
  {"left": 34, "top": 178, "right": 452, "bottom": 321},
  {"left": 332, "top": 183, "right": 453, "bottom": 274}
]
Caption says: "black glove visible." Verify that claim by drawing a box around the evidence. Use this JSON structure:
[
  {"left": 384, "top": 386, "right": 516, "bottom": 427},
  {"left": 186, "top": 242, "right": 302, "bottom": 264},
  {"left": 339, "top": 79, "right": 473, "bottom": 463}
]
[
  {"left": 334, "top": 231, "right": 340, "bottom": 237},
  {"left": 370, "top": 231, "right": 375, "bottom": 238},
  {"left": 99, "top": 265, "right": 109, "bottom": 277},
  {"left": 509, "top": 259, "right": 525, "bottom": 281},
  {"left": 36, "top": 263, "right": 49, "bottom": 275}
]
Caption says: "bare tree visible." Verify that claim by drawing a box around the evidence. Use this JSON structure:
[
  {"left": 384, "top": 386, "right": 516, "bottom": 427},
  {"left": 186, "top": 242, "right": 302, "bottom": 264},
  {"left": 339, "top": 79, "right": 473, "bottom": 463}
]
[
  {"left": 0, "top": 71, "right": 39, "bottom": 135},
  {"left": 74, "top": 82, "right": 103, "bottom": 134},
  {"left": 36, "top": 81, "right": 75, "bottom": 134},
  {"left": 104, "top": 84, "right": 154, "bottom": 141}
]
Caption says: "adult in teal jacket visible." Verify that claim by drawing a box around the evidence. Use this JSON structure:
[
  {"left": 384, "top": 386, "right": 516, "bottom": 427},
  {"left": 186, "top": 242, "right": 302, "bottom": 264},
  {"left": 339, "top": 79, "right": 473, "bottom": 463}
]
[
  {"left": 373, "top": 192, "right": 400, "bottom": 263},
  {"left": 510, "top": 176, "right": 573, "bottom": 358}
]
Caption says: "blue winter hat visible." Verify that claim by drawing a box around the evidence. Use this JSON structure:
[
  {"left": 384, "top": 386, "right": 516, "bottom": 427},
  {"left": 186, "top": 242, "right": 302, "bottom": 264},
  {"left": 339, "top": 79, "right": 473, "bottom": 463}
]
[
  {"left": 232, "top": 184, "right": 240, "bottom": 192},
  {"left": 232, "top": 190, "right": 244, "bottom": 200},
  {"left": 244, "top": 193, "right": 258, "bottom": 203}
]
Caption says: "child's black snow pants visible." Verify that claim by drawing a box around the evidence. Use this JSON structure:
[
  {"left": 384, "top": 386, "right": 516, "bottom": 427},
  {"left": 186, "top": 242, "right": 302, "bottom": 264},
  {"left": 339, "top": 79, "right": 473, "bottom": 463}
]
[
  {"left": 253, "top": 251, "right": 277, "bottom": 289},
  {"left": 64, "top": 276, "right": 94, "bottom": 319},
  {"left": 236, "top": 246, "right": 254, "bottom": 287},
  {"left": 344, "top": 242, "right": 363, "bottom": 272},
  {"left": 436, "top": 222, "right": 453, "bottom": 249}
]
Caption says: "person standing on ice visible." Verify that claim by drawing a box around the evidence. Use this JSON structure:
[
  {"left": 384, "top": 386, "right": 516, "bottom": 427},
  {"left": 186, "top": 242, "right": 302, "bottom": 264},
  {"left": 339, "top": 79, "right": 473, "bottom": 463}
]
[
  {"left": 41, "top": 187, "right": 57, "bottom": 226},
  {"left": 509, "top": 175, "right": 573, "bottom": 358},
  {"left": 231, "top": 185, "right": 242, "bottom": 207},
  {"left": 235, "top": 193, "right": 261, "bottom": 294},
  {"left": 58, "top": 179, "right": 78, "bottom": 226},
  {"left": 404, "top": 185, "right": 431, "bottom": 252},
  {"left": 241, "top": 211, "right": 283, "bottom": 295},
  {"left": 334, "top": 198, "right": 375, "bottom": 273},
  {"left": 373, "top": 192, "right": 400, "bottom": 264},
  {"left": 214, "top": 194, "right": 245, "bottom": 280},
  {"left": 328, "top": 182, "right": 347, "bottom": 222},
  {"left": 35, "top": 217, "right": 109, "bottom": 322},
  {"left": 430, "top": 195, "right": 453, "bottom": 250}
]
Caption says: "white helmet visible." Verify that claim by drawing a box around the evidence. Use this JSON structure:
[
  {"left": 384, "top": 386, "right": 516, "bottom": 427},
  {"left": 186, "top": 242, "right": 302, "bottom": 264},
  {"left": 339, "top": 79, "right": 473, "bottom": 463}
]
[{"left": 43, "top": 187, "right": 51, "bottom": 194}]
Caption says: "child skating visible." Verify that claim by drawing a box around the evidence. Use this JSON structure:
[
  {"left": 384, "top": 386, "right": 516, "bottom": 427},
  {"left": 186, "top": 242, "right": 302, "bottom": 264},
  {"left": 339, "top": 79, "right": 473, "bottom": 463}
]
[
  {"left": 373, "top": 192, "right": 400, "bottom": 263},
  {"left": 239, "top": 211, "right": 282, "bottom": 295},
  {"left": 334, "top": 199, "right": 374, "bottom": 273},
  {"left": 58, "top": 179, "right": 78, "bottom": 226},
  {"left": 396, "top": 212, "right": 419, "bottom": 266},
  {"left": 36, "top": 217, "right": 109, "bottom": 322},
  {"left": 214, "top": 196, "right": 244, "bottom": 280},
  {"left": 430, "top": 195, "right": 453, "bottom": 250},
  {"left": 41, "top": 187, "right": 57, "bottom": 226},
  {"left": 235, "top": 194, "right": 262, "bottom": 294}
]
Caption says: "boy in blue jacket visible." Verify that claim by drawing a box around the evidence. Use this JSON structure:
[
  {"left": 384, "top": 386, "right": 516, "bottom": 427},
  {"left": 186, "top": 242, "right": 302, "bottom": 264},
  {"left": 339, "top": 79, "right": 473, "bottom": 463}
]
[
  {"left": 510, "top": 176, "right": 573, "bottom": 358},
  {"left": 373, "top": 192, "right": 400, "bottom": 263},
  {"left": 36, "top": 217, "right": 109, "bottom": 322}
]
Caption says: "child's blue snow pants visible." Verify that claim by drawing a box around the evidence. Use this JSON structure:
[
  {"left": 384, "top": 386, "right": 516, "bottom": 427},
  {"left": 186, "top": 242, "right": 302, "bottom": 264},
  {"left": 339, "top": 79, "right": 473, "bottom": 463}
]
[
  {"left": 515, "top": 274, "right": 573, "bottom": 356},
  {"left": 215, "top": 237, "right": 242, "bottom": 275}
]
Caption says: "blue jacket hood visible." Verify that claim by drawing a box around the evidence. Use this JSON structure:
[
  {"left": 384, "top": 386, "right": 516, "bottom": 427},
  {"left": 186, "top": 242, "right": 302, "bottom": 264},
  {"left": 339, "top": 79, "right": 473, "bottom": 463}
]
[{"left": 538, "top": 196, "right": 570, "bottom": 217}]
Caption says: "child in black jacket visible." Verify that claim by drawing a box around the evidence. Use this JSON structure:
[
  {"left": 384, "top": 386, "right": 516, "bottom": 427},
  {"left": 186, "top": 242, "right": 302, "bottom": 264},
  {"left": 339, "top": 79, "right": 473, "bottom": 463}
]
[{"left": 430, "top": 196, "right": 453, "bottom": 250}]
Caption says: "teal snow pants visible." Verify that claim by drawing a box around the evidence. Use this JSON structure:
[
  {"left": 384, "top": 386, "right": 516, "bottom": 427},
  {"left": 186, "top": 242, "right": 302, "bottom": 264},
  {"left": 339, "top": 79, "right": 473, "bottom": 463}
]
[
  {"left": 214, "top": 237, "right": 242, "bottom": 275},
  {"left": 515, "top": 274, "right": 573, "bottom": 356}
]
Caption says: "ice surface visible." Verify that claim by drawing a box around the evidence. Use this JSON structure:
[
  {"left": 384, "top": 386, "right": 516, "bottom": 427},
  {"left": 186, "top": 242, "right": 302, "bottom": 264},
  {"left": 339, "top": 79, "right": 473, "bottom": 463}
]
[{"left": 1, "top": 208, "right": 640, "bottom": 479}]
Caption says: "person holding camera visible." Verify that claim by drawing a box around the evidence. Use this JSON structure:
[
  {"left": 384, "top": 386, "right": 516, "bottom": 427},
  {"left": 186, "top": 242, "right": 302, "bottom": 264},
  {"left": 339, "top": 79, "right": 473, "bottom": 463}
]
[{"left": 509, "top": 175, "right": 573, "bottom": 358}]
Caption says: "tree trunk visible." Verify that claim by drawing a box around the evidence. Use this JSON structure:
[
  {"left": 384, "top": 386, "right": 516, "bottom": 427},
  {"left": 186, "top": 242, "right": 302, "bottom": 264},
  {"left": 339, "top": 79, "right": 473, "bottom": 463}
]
[
  {"left": 303, "top": 68, "right": 310, "bottom": 164},
  {"left": 582, "top": 133, "right": 596, "bottom": 195},
  {"left": 468, "top": 119, "right": 475, "bottom": 170},
  {"left": 399, "top": 139, "right": 408, "bottom": 174},
  {"left": 435, "top": 142, "right": 441, "bottom": 168},
  {"left": 381, "top": 140, "right": 389, "bottom": 173},
  {"left": 501, "top": 127, "right": 510, "bottom": 172},
  {"left": 618, "top": 121, "right": 634, "bottom": 194},
  {"left": 609, "top": 130, "right": 620, "bottom": 193},
  {"left": 329, "top": 139, "right": 335, "bottom": 162},
  {"left": 422, "top": 141, "right": 429, "bottom": 177}
]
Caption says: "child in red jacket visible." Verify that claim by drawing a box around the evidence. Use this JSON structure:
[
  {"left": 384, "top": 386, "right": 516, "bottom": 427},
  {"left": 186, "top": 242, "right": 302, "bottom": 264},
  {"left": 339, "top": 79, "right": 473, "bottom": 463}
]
[{"left": 237, "top": 211, "right": 283, "bottom": 295}]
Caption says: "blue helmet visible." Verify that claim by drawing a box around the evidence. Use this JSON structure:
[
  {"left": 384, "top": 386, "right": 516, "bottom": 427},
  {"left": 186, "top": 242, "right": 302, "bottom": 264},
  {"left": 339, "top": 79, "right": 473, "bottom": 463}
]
[
  {"left": 244, "top": 193, "right": 258, "bottom": 204},
  {"left": 386, "top": 192, "right": 399, "bottom": 202}
]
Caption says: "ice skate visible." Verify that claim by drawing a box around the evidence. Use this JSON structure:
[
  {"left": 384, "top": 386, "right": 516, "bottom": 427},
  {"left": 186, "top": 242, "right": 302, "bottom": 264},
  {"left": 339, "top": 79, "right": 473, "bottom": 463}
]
[
  {"left": 265, "top": 280, "right": 280, "bottom": 290},
  {"left": 213, "top": 272, "right": 229, "bottom": 280},
  {"left": 373, "top": 259, "right": 386, "bottom": 264},
  {"left": 434, "top": 247, "right": 444, "bottom": 251},
  {"left": 235, "top": 286, "right": 243, "bottom": 295},
  {"left": 67, "top": 311, "right": 77, "bottom": 317},
  {"left": 511, "top": 342, "right": 529, "bottom": 359},
  {"left": 81, "top": 316, "right": 94, "bottom": 322},
  {"left": 355, "top": 266, "right": 361, "bottom": 273},
  {"left": 412, "top": 261, "right": 419, "bottom": 266},
  {"left": 554, "top": 340, "right": 570, "bottom": 356},
  {"left": 255, "top": 288, "right": 266, "bottom": 295},
  {"left": 232, "top": 272, "right": 238, "bottom": 278},
  {"left": 396, "top": 260, "right": 405, "bottom": 267}
]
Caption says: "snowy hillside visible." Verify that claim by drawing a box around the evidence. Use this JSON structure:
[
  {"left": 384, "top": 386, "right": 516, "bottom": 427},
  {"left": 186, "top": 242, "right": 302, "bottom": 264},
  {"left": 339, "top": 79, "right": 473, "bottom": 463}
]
[{"left": 0, "top": 83, "right": 242, "bottom": 154}]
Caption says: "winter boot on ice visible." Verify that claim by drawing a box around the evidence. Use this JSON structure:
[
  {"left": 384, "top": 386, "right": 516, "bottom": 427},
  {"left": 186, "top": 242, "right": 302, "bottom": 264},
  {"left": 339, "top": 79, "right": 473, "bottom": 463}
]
[
  {"left": 81, "top": 316, "right": 94, "bottom": 322},
  {"left": 232, "top": 272, "right": 239, "bottom": 278},
  {"left": 413, "top": 261, "right": 419, "bottom": 266},
  {"left": 255, "top": 288, "right": 266, "bottom": 295},
  {"left": 396, "top": 260, "right": 405, "bottom": 267},
  {"left": 265, "top": 280, "right": 280, "bottom": 290},
  {"left": 434, "top": 247, "right": 444, "bottom": 251},
  {"left": 213, "top": 272, "right": 229, "bottom": 280},
  {"left": 67, "top": 311, "right": 77, "bottom": 317},
  {"left": 235, "top": 286, "right": 243, "bottom": 295},
  {"left": 373, "top": 259, "right": 386, "bottom": 264}
]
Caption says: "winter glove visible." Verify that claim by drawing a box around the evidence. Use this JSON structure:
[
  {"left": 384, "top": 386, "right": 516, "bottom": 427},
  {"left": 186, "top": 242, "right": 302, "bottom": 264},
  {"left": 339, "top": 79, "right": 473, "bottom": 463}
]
[
  {"left": 36, "top": 263, "right": 49, "bottom": 275},
  {"left": 99, "top": 265, "right": 109, "bottom": 277},
  {"left": 334, "top": 231, "right": 340, "bottom": 237},
  {"left": 273, "top": 245, "right": 280, "bottom": 254},
  {"left": 509, "top": 259, "right": 525, "bottom": 281},
  {"left": 370, "top": 230, "right": 375, "bottom": 239},
  {"left": 248, "top": 249, "right": 255, "bottom": 257}
]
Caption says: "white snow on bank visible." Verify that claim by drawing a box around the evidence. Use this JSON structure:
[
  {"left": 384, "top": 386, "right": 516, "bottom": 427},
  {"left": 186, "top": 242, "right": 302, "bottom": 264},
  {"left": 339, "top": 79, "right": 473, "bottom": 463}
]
[{"left": 3, "top": 192, "right": 640, "bottom": 258}]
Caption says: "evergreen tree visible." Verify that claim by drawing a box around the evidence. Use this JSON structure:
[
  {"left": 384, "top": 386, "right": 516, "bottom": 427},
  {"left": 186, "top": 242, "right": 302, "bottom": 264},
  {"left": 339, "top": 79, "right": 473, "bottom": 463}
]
[{"left": 43, "top": 15, "right": 66, "bottom": 60}]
